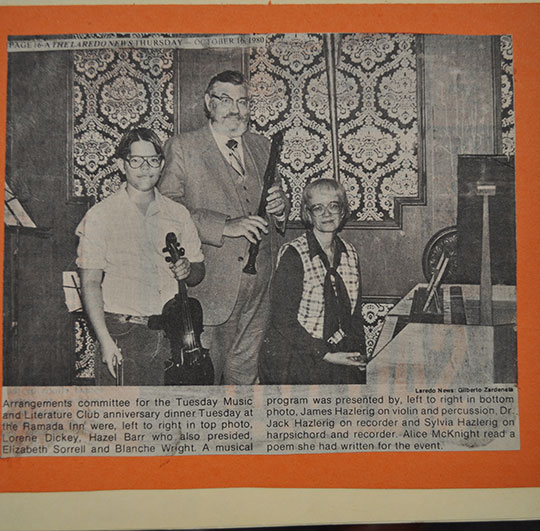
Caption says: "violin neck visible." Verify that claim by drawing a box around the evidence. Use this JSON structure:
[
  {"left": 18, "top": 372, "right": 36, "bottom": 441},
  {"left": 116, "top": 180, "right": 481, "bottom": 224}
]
[{"left": 176, "top": 279, "right": 189, "bottom": 303}]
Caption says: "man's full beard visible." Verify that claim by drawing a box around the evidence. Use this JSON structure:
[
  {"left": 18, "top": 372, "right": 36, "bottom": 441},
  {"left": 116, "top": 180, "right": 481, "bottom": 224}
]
[{"left": 219, "top": 113, "right": 249, "bottom": 137}]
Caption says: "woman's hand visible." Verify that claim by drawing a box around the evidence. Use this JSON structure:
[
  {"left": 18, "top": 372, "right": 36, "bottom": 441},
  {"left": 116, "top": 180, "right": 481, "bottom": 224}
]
[{"left": 323, "top": 351, "right": 367, "bottom": 369}]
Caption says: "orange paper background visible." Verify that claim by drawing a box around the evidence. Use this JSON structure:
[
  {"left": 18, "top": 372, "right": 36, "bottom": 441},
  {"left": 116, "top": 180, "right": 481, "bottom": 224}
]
[{"left": 0, "top": 2, "right": 539, "bottom": 494}]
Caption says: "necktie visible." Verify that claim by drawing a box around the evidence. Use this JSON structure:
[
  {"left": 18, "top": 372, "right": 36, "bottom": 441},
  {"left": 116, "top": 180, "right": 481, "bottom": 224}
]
[
  {"left": 318, "top": 250, "right": 351, "bottom": 346},
  {"left": 225, "top": 139, "right": 245, "bottom": 177}
]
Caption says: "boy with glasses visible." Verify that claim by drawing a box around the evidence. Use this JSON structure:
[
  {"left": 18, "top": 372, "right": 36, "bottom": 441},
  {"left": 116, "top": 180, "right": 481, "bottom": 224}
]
[{"left": 76, "top": 128, "right": 205, "bottom": 385}]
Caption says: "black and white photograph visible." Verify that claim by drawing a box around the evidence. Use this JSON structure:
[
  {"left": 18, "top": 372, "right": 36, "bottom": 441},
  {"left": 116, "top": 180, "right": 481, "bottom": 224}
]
[{"left": 2, "top": 32, "right": 518, "bottom": 457}]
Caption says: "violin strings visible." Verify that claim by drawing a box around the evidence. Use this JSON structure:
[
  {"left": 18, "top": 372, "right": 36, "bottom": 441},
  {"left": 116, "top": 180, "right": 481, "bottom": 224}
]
[{"left": 171, "top": 238, "right": 198, "bottom": 352}]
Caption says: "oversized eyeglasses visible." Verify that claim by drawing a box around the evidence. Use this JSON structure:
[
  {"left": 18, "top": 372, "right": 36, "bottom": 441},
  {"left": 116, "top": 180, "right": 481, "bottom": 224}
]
[
  {"left": 210, "top": 94, "right": 250, "bottom": 109},
  {"left": 309, "top": 202, "right": 343, "bottom": 216},
  {"left": 125, "top": 155, "right": 162, "bottom": 169}
]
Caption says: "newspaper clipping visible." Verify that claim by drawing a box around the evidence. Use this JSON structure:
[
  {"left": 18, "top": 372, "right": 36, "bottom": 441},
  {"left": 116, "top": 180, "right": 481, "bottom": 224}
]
[{"left": 2, "top": 32, "right": 518, "bottom": 458}]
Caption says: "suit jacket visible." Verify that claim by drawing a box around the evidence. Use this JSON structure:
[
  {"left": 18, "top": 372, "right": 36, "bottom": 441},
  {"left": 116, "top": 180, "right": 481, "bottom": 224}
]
[{"left": 159, "top": 125, "right": 288, "bottom": 326}]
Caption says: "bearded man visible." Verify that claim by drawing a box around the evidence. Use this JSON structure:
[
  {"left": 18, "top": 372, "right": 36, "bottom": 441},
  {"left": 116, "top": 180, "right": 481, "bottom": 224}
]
[{"left": 159, "top": 70, "right": 289, "bottom": 385}]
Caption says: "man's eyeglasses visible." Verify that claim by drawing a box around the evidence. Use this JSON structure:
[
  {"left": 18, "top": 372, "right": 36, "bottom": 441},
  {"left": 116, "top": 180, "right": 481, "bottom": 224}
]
[
  {"left": 309, "top": 202, "right": 343, "bottom": 216},
  {"left": 210, "top": 94, "right": 250, "bottom": 109},
  {"left": 125, "top": 155, "right": 162, "bottom": 169}
]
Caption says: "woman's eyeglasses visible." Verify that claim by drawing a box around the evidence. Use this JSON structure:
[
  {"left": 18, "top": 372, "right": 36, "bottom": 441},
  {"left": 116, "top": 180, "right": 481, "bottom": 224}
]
[
  {"left": 125, "top": 155, "right": 162, "bottom": 169},
  {"left": 309, "top": 202, "right": 343, "bottom": 216}
]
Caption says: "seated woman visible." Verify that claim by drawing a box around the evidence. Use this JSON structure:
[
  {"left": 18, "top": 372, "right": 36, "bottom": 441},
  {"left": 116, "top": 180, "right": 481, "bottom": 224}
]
[{"left": 259, "top": 178, "right": 367, "bottom": 385}]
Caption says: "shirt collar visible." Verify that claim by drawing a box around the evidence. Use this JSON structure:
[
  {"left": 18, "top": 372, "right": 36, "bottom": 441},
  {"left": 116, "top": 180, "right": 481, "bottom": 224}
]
[
  {"left": 119, "top": 183, "right": 162, "bottom": 216},
  {"left": 306, "top": 230, "right": 347, "bottom": 264},
  {"left": 209, "top": 122, "right": 243, "bottom": 151}
]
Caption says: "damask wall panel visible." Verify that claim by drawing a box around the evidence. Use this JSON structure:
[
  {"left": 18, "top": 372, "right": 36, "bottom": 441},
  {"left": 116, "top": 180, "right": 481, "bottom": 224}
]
[
  {"left": 249, "top": 33, "right": 423, "bottom": 226},
  {"left": 337, "top": 34, "right": 422, "bottom": 225},
  {"left": 72, "top": 48, "right": 174, "bottom": 203},
  {"left": 249, "top": 34, "right": 334, "bottom": 220},
  {"left": 74, "top": 315, "right": 97, "bottom": 379},
  {"left": 361, "top": 299, "right": 399, "bottom": 359},
  {"left": 500, "top": 35, "right": 515, "bottom": 157}
]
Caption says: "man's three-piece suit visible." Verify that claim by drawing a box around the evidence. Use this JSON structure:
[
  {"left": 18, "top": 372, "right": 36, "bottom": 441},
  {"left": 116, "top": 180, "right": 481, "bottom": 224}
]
[{"left": 159, "top": 125, "right": 286, "bottom": 384}]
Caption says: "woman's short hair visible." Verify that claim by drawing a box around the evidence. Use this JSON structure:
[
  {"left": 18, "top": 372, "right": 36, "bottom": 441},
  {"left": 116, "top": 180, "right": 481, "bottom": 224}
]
[
  {"left": 300, "top": 178, "right": 350, "bottom": 229},
  {"left": 116, "top": 127, "right": 164, "bottom": 160}
]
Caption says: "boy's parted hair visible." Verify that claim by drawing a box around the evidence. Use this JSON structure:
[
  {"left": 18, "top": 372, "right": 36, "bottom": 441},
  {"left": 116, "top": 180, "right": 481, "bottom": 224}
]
[
  {"left": 116, "top": 128, "right": 164, "bottom": 160},
  {"left": 300, "top": 178, "right": 350, "bottom": 229}
]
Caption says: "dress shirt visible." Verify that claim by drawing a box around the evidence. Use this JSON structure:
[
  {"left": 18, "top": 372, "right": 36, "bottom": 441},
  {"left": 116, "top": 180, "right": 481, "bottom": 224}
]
[
  {"left": 76, "top": 185, "right": 204, "bottom": 316},
  {"left": 209, "top": 122, "right": 246, "bottom": 169}
]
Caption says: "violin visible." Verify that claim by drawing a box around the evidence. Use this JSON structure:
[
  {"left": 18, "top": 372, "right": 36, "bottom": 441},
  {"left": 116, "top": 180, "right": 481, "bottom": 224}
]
[{"left": 148, "top": 232, "right": 214, "bottom": 385}]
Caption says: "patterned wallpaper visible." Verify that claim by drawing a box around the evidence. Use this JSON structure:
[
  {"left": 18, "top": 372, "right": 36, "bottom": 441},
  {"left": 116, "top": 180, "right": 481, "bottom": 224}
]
[
  {"left": 75, "top": 315, "right": 97, "bottom": 379},
  {"left": 337, "top": 34, "right": 420, "bottom": 224},
  {"left": 250, "top": 34, "right": 334, "bottom": 220},
  {"left": 71, "top": 34, "right": 513, "bottom": 212},
  {"left": 72, "top": 48, "right": 174, "bottom": 203},
  {"left": 249, "top": 33, "right": 422, "bottom": 226},
  {"left": 500, "top": 35, "right": 515, "bottom": 157},
  {"left": 362, "top": 299, "right": 399, "bottom": 359}
]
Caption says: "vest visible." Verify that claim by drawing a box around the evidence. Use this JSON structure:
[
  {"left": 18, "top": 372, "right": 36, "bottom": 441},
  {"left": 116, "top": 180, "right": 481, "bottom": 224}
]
[
  {"left": 223, "top": 139, "right": 272, "bottom": 259},
  {"left": 278, "top": 233, "right": 360, "bottom": 340}
]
